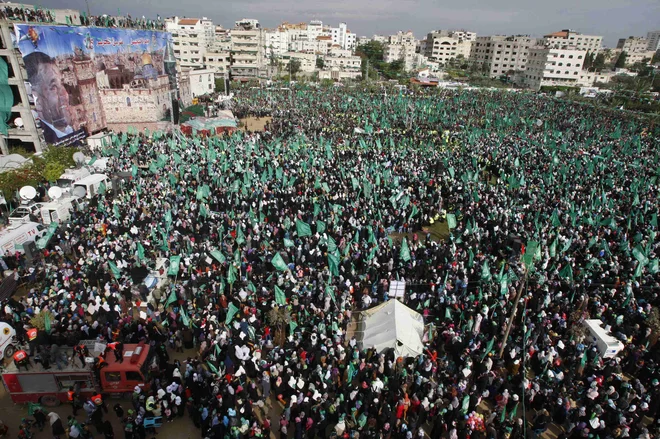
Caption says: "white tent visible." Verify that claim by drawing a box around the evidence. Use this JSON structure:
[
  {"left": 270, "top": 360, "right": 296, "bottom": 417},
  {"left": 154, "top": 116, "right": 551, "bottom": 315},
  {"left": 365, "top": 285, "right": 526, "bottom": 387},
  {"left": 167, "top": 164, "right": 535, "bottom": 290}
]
[{"left": 357, "top": 299, "right": 425, "bottom": 358}]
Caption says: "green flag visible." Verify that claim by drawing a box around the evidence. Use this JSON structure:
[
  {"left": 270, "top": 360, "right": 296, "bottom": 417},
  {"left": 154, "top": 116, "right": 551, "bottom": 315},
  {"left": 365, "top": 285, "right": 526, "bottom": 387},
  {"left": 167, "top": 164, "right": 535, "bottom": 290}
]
[
  {"left": 328, "top": 253, "right": 340, "bottom": 276},
  {"left": 168, "top": 256, "right": 181, "bottom": 276},
  {"left": 481, "top": 260, "right": 492, "bottom": 281},
  {"left": 284, "top": 238, "right": 295, "bottom": 248},
  {"left": 289, "top": 321, "right": 298, "bottom": 333},
  {"left": 210, "top": 250, "right": 226, "bottom": 264},
  {"left": 400, "top": 238, "right": 411, "bottom": 262},
  {"left": 165, "top": 288, "right": 178, "bottom": 307},
  {"left": 274, "top": 285, "right": 287, "bottom": 306},
  {"left": 446, "top": 214, "right": 457, "bottom": 229},
  {"left": 271, "top": 253, "right": 289, "bottom": 271},
  {"left": 317, "top": 220, "right": 326, "bottom": 234},
  {"left": 296, "top": 219, "right": 312, "bottom": 237},
  {"left": 136, "top": 243, "right": 145, "bottom": 262},
  {"left": 326, "top": 285, "right": 337, "bottom": 304},
  {"left": 227, "top": 265, "right": 237, "bottom": 285},
  {"left": 108, "top": 261, "right": 121, "bottom": 278},
  {"left": 225, "top": 303, "right": 239, "bottom": 325}
]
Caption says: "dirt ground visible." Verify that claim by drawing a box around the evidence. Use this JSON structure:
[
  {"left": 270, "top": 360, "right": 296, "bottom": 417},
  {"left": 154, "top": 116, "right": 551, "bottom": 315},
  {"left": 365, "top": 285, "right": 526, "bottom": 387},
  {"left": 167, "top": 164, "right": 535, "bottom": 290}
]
[
  {"left": 390, "top": 219, "right": 451, "bottom": 244},
  {"left": 239, "top": 116, "right": 272, "bottom": 132}
]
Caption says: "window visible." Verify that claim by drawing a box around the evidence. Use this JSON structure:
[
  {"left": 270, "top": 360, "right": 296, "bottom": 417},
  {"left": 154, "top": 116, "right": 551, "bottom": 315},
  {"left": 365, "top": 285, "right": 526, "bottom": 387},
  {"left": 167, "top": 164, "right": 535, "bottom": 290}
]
[
  {"left": 568, "top": 55, "right": 573, "bottom": 59},
  {"left": 126, "top": 371, "right": 142, "bottom": 381},
  {"left": 126, "top": 97, "right": 131, "bottom": 107},
  {"left": 105, "top": 372, "right": 121, "bottom": 382}
]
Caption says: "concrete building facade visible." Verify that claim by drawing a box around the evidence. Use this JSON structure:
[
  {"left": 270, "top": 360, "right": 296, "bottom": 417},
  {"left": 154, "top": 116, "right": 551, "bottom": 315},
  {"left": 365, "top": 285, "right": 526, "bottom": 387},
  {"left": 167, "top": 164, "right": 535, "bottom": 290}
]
[
  {"left": 231, "top": 19, "right": 265, "bottom": 80},
  {"left": 524, "top": 46, "right": 589, "bottom": 90},
  {"left": 165, "top": 16, "right": 214, "bottom": 70},
  {"left": 469, "top": 35, "right": 536, "bottom": 78},
  {"left": 616, "top": 36, "right": 655, "bottom": 65},
  {"left": 647, "top": 31, "right": 660, "bottom": 51},
  {"left": 543, "top": 30, "right": 602, "bottom": 54},
  {"left": 424, "top": 30, "right": 475, "bottom": 66}
]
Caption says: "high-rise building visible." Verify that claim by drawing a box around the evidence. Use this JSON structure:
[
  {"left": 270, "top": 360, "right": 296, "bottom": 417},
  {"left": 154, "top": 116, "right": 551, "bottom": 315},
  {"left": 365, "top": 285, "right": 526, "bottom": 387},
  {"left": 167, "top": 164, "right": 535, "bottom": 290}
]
[
  {"left": 383, "top": 31, "right": 420, "bottom": 71},
  {"left": 523, "top": 46, "right": 591, "bottom": 90},
  {"left": 165, "top": 16, "right": 215, "bottom": 70},
  {"left": 646, "top": 31, "right": 660, "bottom": 51},
  {"left": 616, "top": 36, "right": 656, "bottom": 65},
  {"left": 230, "top": 19, "right": 265, "bottom": 80},
  {"left": 424, "top": 30, "right": 476, "bottom": 66},
  {"left": 330, "top": 23, "right": 356, "bottom": 51},
  {"left": 543, "top": 29, "right": 602, "bottom": 54},
  {"left": 469, "top": 35, "right": 536, "bottom": 78}
]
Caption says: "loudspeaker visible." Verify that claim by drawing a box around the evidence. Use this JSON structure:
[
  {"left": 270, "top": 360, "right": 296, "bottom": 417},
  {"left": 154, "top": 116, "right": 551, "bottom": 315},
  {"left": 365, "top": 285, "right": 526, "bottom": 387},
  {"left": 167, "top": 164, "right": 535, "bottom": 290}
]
[
  {"left": 23, "top": 241, "right": 38, "bottom": 261},
  {"left": 172, "top": 99, "right": 180, "bottom": 125}
]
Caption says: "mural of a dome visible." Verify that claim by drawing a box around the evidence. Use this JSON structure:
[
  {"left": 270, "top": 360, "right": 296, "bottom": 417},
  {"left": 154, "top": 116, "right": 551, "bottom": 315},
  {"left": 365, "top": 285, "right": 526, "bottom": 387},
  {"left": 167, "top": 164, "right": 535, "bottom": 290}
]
[{"left": 142, "top": 52, "right": 153, "bottom": 66}]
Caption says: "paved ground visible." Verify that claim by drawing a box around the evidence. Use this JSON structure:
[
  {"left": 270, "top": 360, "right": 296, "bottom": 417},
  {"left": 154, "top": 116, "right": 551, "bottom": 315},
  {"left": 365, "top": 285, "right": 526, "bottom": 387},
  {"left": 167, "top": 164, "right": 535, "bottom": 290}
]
[{"left": 239, "top": 116, "right": 272, "bottom": 133}]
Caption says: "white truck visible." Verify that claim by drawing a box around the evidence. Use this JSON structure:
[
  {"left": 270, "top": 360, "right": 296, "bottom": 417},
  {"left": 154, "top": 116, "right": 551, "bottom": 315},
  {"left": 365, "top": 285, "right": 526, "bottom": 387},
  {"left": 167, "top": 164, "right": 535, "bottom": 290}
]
[
  {"left": 40, "top": 196, "right": 81, "bottom": 225},
  {"left": 0, "top": 222, "right": 47, "bottom": 257},
  {"left": 583, "top": 319, "right": 625, "bottom": 358},
  {"left": 0, "top": 322, "right": 18, "bottom": 359},
  {"left": 72, "top": 174, "right": 112, "bottom": 199},
  {"left": 8, "top": 202, "right": 43, "bottom": 225}
]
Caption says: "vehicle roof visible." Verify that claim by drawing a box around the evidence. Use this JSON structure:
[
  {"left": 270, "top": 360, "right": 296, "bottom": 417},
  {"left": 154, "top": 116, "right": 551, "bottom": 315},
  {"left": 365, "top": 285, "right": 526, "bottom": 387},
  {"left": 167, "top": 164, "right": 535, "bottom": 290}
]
[
  {"left": 40, "top": 197, "right": 79, "bottom": 209},
  {"left": 2, "top": 343, "right": 149, "bottom": 375},
  {"left": 0, "top": 222, "right": 41, "bottom": 240},
  {"left": 73, "top": 174, "right": 109, "bottom": 185}
]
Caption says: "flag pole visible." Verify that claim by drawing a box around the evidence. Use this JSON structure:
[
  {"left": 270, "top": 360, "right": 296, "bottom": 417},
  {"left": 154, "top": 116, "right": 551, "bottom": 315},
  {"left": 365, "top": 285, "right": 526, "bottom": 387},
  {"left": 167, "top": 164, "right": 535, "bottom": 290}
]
[{"left": 498, "top": 267, "right": 528, "bottom": 359}]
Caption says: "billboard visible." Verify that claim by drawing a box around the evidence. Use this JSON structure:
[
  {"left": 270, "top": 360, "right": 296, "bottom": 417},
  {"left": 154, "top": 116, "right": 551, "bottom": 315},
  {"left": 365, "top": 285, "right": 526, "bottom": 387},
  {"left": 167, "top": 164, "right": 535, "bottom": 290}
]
[{"left": 14, "top": 25, "right": 176, "bottom": 146}]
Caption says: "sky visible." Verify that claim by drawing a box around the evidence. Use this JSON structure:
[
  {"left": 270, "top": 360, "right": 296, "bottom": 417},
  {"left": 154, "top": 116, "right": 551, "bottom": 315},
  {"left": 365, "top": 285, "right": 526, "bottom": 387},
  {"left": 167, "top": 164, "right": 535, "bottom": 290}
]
[{"left": 38, "top": 0, "right": 660, "bottom": 48}]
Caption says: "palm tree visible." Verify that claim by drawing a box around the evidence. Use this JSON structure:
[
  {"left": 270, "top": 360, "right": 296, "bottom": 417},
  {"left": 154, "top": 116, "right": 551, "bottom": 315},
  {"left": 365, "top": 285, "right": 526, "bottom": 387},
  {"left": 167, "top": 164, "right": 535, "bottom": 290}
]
[{"left": 267, "top": 306, "right": 291, "bottom": 347}]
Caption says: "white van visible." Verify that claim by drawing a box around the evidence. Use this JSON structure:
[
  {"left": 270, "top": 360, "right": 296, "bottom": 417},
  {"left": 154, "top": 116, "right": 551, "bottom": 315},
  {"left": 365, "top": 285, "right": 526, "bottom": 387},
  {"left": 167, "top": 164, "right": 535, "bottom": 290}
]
[
  {"left": 40, "top": 196, "right": 81, "bottom": 225},
  {"left": 8, "top": 203, "right": 43, "bottom": 225},
  {"left": 72, "top": 174, "right": 112, "bottom": 199},
  {"left": 58, "top": 168, "right": 91, "bottom": 189},
  {"left": 583, "top": 319, "right": 624, "bottom": 358},
  {"left": 0, "top": 222, "right": 47, "bottom": 257}
]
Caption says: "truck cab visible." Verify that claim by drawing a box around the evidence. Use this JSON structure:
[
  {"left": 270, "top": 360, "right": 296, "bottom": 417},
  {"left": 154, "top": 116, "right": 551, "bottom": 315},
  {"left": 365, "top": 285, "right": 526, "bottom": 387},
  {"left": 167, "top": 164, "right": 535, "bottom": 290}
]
[{"left": 100, "top": 342, "right": 153, "bottom": 395}]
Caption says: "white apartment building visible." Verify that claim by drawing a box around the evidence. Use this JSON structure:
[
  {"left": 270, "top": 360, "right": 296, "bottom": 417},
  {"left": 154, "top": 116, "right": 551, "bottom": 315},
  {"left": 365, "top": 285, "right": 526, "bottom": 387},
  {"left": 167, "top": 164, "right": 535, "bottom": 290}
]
[
  {"left": 324, "top": 52, "right": 362, "bottom": 71},
  {"left": 372, "top": 35, "right": 388, "bottom": 43},
  {"left": 384, "top": 31, "right": 419, "bottom": 71},
  {"left": 470, "top": 35, "right": 536, "bottom": 78},
  {"left": 647, "top": 31, "right": 660, "bottom": 51},
  {"left": 543, "top": 30, "right": 602, "bottom": 54},
  {"left": 524, "top": 47, "right": 589, "bottom": 90},
  {"left": 231, "top": 19, "right": 265, "bottom": 80},
  {"left": 181, "top": 68, "right": 215, "bottom": 98},
  {"left": 616, "top": 36, "right": 655, "bottom": 65},
  {"left": 165, "top": 17, "right": 215, "bottom": 70},
  {"left": 264, "top": 28, "right": 289, "bottom": 58},
  {"left": 424, "top": 30, "right": 475, "bottom": 66},
  {"left": 204, "top": 50, "right": 231, "bottom": 76},
  {"left": 289, "top": 37, "right": 333, "bottom": 55},
  {"left": 331, "top": 23, "right": 357, "bottom": 51},
  {"left": 281, "top": 52, "right": 317, "bottom": 73}
]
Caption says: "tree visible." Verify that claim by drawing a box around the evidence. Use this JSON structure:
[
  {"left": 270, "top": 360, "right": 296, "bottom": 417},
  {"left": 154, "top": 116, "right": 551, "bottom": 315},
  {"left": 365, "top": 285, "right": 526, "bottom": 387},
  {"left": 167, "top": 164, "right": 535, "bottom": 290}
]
[
  {"left": 615, "top": 51, "right": 628, "bottom": 69},
  {"left": 593, "top": 53, "right": 606, "bottom": 72},
  {"left": 289, "top": 59, "right": 301, "bottom": 78},
  {"left": 214, "top": 77, "right": 226, "bottom": 93},
  {"left": 583, "top": 51, "right": 593, "bottom": 71},
  {"left": 266, "top": 306, "right": 291, "bottom": 347},
  {"left": 356, "top": 41, "right": 384, "bottom": 63},
  {"left": 316, "top": 57, "right": 324, "bottom": 69}
]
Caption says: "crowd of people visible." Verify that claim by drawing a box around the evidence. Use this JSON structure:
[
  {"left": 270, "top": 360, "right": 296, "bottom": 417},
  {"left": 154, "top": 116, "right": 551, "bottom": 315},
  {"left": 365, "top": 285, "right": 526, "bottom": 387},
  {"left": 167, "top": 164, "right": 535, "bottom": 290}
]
[
  {"left": 2, "top": 87, "right": 660, "bottom": 439},
  {"left": 0, "top": 4, "right": 164, "bottom": 31}
]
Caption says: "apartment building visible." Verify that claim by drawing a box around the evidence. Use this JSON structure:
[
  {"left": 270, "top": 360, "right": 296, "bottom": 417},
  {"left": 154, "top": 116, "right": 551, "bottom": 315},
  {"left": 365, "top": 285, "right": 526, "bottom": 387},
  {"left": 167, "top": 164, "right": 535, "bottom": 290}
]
[
  {"left": 469, "top": 35, "right": 536, "bottom": 78},
  {"left": 330, "top": 22, "right": 357, "bottom": 51},
  {"left": 424, "top": 30, "right": 475, "bottom": 66},
  {"left": 543, "top": 29, "right": 602, "bottom": 54},
  {"left": 616, "top": 36, "right": 655, "bottom": 65},
  {"left": 384, "top": 31, "right": 419, "bottom": 71},
  {"left": 165, "top": 17, "right": 214, "bottom": 70},
  {"left": 230, "top": 19, "right": 265, "bottom": 80},
  {"left": 281, "top": 52, "right": 317, "bottom": 73},
  {"left": 647, "top": 31, "right": 660, "bottom": 51},
  {"left": 524, "top": 46, "right": 589, "bottom": 90}
]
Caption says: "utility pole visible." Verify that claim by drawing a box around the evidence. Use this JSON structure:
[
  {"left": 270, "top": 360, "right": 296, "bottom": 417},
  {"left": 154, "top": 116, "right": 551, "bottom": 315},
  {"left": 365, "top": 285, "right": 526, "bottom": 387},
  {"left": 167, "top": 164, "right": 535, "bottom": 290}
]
[
  {"left": 85, "top": 0, "right": 91, "bottom": 18},
  {"left": 365, "top": 59, "right": 369, "bottom": 83},
  {"left": 498, "top": 267, "right": 528, "bottom": 358}
]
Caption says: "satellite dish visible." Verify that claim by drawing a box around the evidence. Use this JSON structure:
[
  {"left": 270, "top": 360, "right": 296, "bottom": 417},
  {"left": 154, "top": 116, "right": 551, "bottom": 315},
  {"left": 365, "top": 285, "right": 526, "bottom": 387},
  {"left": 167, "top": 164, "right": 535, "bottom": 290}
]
[
  {"left": 73, "top": 152, "right": 86, "bottom": 165},
  {"left": 19, "top": 185, "right": 37, "bottom": 201},
  {"left": 14, "top": 117, "right": 23, "bottom": 128},
  {"left": 72, "top": 186, "right": 87, "bottom": 198},
  {"left": 48, "top": 186, "right": 63, "bottom": 200}
]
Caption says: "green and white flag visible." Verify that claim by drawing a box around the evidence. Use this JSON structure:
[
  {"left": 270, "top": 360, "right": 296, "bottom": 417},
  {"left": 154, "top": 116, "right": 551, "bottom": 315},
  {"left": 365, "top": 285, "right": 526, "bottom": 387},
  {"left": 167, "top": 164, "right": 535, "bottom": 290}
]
[
  {"left": 296, "top": 219, "right": 312, "bottom": 237},
  {"left": 168, "top": 256, "right": 181, "bottom": 276},
  {"left": 271, "top": 253, "right": 289, "bottom": 271},
  {"left": 274, "top": 285, "right": 287, "bottom": 306},
  {"left": 225, "top": 303, "right": 239, "bottom": 325},
  {"left": 400, "top": 238, "right": 411, "bottom": 262}
]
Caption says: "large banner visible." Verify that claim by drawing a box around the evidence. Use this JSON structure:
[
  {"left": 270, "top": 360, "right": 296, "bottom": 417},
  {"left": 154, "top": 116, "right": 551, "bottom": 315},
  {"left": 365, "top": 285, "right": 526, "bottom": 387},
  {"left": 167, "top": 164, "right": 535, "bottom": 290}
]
[{"left": 15, "top": 25, "right": 176, "bottom": 146}]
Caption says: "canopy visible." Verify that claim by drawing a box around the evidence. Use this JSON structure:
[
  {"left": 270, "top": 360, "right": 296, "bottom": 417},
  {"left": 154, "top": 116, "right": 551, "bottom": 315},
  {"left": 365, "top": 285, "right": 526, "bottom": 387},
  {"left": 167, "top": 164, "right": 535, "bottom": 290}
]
[{"left": 357, "top": 299, "right": 425, "bottom": 358}]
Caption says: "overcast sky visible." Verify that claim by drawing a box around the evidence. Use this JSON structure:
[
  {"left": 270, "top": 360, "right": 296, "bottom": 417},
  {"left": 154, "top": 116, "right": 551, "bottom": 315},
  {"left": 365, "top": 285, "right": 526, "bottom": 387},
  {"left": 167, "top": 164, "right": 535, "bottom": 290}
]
[{"left": 38, "top": 0, "right": 660, "bottom": 47}]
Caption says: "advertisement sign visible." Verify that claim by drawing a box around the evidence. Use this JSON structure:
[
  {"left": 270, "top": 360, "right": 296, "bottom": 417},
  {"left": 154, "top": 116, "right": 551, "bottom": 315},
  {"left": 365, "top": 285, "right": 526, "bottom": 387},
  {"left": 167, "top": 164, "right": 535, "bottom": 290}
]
[{"left": 15, "top": 25, "right": 176, "bottom": 146}]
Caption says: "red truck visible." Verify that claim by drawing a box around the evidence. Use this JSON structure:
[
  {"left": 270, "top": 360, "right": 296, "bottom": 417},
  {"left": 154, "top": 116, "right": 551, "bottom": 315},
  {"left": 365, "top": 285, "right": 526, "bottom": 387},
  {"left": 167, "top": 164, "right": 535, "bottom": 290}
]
[{"left": 2, "top": 341, "right": 152, "bottom": 406}]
